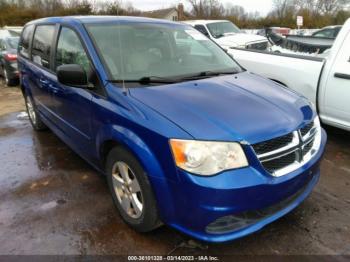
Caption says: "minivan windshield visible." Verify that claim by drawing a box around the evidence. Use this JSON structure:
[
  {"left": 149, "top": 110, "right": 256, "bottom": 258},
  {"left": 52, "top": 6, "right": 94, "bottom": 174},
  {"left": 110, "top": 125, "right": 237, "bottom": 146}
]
[
  {"left": 207, "top": 22, "right": 241, "bottom": 38},
  {"left": 86, "top": 22, "right": 242, "bottom": 83}
]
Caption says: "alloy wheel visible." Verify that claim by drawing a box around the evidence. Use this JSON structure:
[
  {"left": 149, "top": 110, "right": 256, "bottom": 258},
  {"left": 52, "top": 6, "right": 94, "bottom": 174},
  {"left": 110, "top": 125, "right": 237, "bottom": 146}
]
[
  {"left": 26, "top": 96, "right": 37, "bottom": 125},
  {"left": 112, "top": 161, "right": 144, "bottom": 219}
]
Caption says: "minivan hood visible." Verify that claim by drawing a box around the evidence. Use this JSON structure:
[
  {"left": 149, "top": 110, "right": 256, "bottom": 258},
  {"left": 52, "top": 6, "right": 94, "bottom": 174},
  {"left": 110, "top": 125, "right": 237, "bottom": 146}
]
[
  {"left": 129, "top": 72, "right": 314, "bottom": 144},
  {"left": 215, "top": 33, "right": 267, "bottom": 47}
]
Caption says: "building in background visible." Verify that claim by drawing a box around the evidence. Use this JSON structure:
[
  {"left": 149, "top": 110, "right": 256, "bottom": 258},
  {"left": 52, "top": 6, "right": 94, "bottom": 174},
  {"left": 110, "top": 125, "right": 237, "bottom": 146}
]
[{"left": 144, "top": 3, "right": 186, "bottom": 21}]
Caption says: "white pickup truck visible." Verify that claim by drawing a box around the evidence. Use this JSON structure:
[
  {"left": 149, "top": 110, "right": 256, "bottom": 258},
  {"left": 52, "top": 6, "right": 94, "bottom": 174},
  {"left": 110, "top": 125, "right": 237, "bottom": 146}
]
[
  {"left": 183, "top": 20, "right": 269, "bottom": 50},
  {"left": 229, "top": 18, "right": 350, "bottom": 131}
]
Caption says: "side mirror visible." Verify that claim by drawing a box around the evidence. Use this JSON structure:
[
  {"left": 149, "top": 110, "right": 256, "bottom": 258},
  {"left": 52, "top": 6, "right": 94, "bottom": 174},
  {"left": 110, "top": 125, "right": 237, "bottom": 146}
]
[{"left": 57, "top": 64, "right": 88, "bottom": 87}]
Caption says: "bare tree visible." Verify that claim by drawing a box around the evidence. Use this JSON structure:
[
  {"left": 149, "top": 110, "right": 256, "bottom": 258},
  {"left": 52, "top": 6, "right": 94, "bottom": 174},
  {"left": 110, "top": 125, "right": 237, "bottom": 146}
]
[
  {"left": 224, "top": 3, "right": 246, "bottom": 19},
  {"left": 187, "top": 0, "right": 224, "bottom": 18},
  {"left": 294, "top": 0, "right": 349, "bottom": 15},
  {"left": 272, "top": 0, "right": 296, "bottom": 20}
]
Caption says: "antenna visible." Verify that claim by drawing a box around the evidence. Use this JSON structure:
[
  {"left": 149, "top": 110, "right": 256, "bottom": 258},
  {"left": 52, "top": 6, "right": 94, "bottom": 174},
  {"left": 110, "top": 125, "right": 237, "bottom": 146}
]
[{"left": 117, "top": 20, "right": 127, "bottom": 95}]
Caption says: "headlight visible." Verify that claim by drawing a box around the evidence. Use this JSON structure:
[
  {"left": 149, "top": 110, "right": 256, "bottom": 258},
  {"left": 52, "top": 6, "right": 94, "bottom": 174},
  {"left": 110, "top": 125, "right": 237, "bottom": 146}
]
[{"left": 170, "top": 139, "right": 248, "bottom": 176}]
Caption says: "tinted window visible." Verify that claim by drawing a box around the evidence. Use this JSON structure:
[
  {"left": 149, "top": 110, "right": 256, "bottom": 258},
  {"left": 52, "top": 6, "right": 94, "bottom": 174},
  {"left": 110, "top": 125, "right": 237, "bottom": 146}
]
[
  {"left": 32, "top": 25, "right": 55, "bottom": 69},
  {"left": 334, "top": 27, "right": 341, "bottom": 38},
  {"left": 194, "top": 25, "right": 209, "bottom": 36},
  {"left": 55, "top": 27, "right": 90, "bottom": 73},
  {"left": 19, "top": 25, "right": 34, "bottom": 58},
  {"left": 313, "top": 29, "right": 333, "bottom": 38}
]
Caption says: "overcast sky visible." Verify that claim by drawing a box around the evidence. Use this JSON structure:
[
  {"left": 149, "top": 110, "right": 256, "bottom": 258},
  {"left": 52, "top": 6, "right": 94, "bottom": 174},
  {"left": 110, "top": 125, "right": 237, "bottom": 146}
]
[{"left": 124, "top": 0, "right": 274, "bottom": 16}]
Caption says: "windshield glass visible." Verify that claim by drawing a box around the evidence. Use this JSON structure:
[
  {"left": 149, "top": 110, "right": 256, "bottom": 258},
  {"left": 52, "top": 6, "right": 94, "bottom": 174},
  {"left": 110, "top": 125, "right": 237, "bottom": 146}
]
[
  {"left": 207, "top": 22, "right": 241, "bottom": 38},
  {"left": 6, "top": 37, "right": 19, "bottom": 49},
  {"left": 86, "top": 22, "right": 242, "bottom": 82}
]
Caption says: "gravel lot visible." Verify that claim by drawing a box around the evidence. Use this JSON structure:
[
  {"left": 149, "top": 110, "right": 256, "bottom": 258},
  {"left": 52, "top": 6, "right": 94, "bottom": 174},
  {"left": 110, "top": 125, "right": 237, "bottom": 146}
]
[{"left": 0, "top": 81, "right": 349, "bottom": 255}]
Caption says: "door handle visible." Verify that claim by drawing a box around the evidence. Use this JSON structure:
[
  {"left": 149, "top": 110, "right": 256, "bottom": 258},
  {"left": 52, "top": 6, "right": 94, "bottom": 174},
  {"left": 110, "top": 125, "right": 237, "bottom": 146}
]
[
  {"left": 334, "top": 73, "right": 350, "bottom": 80},
  {"left": 50, "top": 85, "right": 60, "bottom": 94},
  {"left": 39, "top": 78, "right": 49, "bottom": 85},
  {"left": 50, "top": 84, "right": 66, "bottom": 94}
]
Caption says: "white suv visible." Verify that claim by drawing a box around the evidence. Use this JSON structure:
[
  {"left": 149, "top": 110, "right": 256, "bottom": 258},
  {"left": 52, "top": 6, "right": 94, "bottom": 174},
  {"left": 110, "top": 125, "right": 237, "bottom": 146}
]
[{"left": 183, "top": 20, "right": 269, "bottom": 51}]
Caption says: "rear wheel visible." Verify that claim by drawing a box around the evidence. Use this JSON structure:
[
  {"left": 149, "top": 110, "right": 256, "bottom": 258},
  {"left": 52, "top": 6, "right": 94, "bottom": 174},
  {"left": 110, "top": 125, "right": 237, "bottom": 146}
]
[
  {"left": 106, "top": 147, "right": 161, "bottom": 232},
  {"left": 25, "top": 93, "right": 47, "bottom": 131}
]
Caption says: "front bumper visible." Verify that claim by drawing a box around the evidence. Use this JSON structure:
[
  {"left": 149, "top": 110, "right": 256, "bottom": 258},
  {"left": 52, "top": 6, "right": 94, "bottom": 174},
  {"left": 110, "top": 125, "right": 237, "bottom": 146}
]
[{"left": 162, "top": 129, "right": 327, "bottom": 243}]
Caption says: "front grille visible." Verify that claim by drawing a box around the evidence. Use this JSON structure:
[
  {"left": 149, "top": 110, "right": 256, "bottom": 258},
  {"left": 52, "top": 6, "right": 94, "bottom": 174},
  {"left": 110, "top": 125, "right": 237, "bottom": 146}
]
[
  {"left": 262, "top": 152, "right": 297, "bottom": 173},
  {"left": 247, "top": 41, "right": 268, "bottom": 50},
  {"left": 302, "top": 139, "right": 314, "bottom": 156},
  {"left": 252, "top": 133, "right": 293, "bottom": 155},
  {"left": 300, "top": 121, "right": 314, "bottom": 137},
  {"left": 252, "top": 119, "right": 320, "bottom": 177}
]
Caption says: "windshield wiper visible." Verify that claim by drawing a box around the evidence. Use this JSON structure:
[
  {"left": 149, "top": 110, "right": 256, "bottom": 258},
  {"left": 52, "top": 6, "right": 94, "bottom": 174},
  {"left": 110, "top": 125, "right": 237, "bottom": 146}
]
[
  {"left": 180, "top": 70, "right": 238, "bottom": 80},
  {"left": 107, "top": 76, "right": 177, "bottom": 85},
  {"left": 107, "top": 71, "right": 238, "bottom": 85}
]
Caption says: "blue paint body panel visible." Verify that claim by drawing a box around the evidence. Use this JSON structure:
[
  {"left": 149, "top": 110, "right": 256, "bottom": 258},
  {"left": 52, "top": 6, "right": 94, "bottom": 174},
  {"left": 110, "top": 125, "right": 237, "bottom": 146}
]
[{"left": 18, "top": 16, "right": 327, "bottom": 243}]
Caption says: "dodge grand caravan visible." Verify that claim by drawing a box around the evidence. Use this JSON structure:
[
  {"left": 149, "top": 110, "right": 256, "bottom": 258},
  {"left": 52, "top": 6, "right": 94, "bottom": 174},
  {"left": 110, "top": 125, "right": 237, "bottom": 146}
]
[{"left": 18, "top": 16, "right": 326, "bottom": 243}]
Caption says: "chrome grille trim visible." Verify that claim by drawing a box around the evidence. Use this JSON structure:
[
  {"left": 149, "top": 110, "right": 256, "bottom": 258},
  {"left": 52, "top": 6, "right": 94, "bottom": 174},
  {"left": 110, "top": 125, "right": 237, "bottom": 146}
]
[
  {"left": 260, "top": 146, "right": 299, "bottom": 163},
  {"left": 302, "top": 126, "right": 317, "bottom": 142},
  {"left": 258, "top": 131, "right": 299, "bottom": 159},
  {"left": 253, "top": 117, "right": 321, "bottom": 177}
]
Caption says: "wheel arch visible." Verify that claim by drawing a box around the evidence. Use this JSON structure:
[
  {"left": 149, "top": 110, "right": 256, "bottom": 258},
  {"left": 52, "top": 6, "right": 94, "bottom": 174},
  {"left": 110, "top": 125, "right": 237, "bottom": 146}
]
[
  {"left": 96, "top": 125, "right": 166, "bottom": 181},
  {"left": 97, "top": 125, "right": 178, "bottom": 223}
]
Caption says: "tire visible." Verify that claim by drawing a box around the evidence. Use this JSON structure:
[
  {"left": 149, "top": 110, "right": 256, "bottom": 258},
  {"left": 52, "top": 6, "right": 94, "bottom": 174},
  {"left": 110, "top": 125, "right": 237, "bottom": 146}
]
[
  {"left": 24, "top": 92, "right": 47, "bottom": 131},
  {"left": 106, "top": 147, "right": 161, "bottom": 232},
  {"left": 3, "top": 66, "right": 16, "bottom": 87}
]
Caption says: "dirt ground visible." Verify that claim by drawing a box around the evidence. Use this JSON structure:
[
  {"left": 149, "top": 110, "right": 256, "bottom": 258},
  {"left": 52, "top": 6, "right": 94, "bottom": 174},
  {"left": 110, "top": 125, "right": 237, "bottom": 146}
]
[{"left": 0, "top": 81, "right": 349, "bottom": 256}]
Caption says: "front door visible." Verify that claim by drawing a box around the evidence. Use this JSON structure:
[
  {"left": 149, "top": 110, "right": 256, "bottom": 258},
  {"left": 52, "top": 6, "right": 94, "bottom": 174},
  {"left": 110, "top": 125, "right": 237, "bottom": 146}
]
[
  {"left": 323, "top": 30, "right": 350, "bottom": 128},
  {"left": 50, "top": 26, "right": 94, "bottom": 154}
]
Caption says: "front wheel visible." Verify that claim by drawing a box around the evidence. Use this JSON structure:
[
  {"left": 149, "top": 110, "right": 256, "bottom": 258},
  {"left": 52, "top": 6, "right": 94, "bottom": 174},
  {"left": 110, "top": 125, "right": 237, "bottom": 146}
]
[
  {"left": 25, "top": 93, "right": 47, "bottom": 131},
  {"left": 106, "top": 147, "right": 161, "bottom": 232}
]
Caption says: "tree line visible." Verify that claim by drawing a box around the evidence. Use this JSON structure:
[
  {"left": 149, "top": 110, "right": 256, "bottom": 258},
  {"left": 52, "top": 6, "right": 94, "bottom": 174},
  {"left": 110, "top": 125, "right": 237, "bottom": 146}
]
[
  {"left": 0, "top": 0, "right": 349, "bottom": 28},
  {"left": 187, "top": 0, "right": 350, "bottom": 28}
]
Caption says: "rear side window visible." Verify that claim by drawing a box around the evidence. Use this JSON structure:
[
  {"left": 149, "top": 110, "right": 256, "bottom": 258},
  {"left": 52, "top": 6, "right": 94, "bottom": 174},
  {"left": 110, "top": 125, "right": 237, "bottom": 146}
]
[
  {"left": 55, "top": 27, "right": 90, "bottom": 73},
  {"left": 314, "top": 29, "right": 333, "bottom": 38},
  {"left": 32, "top": 25, "right": 55, "bottom": 69},
  {"left": 19, "top": 25, "right": 34, "bottom": 58}
]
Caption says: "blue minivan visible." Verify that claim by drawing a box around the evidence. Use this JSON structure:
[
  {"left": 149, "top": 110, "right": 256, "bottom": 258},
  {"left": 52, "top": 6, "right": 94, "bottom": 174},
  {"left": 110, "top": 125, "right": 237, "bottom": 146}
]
[{"left": 18, "top": 16, "right": 326, "bottom": 243}]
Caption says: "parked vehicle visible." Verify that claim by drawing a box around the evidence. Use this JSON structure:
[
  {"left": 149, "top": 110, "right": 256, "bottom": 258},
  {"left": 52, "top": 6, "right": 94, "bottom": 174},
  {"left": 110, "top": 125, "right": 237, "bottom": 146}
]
[
  {"left": 257, "top": 27, "right": 291, "bottom": 37},
  {"left": 312, "top": 25, "right": 342, "bottom": 38},
  {"left": 183, "top": 20, "right": 269, "bottom": 51},
  {"left": 18, "top": 16, "right": 326, "bottom": 243},
  {"left": 229, "top": 18, "right": 350, "bottom": 131},
  {"left": 0, "top": 26, "right": 22, "bottom": 38},
  {"left": 266, "top": 31, "right": 334, "bottom": 54},
  {"left": 0, "top": 36, "right": 19, "bottom": 86}
]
